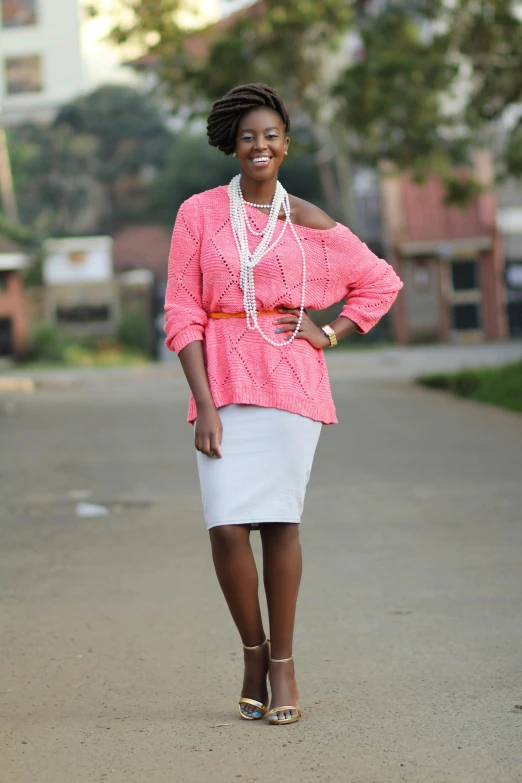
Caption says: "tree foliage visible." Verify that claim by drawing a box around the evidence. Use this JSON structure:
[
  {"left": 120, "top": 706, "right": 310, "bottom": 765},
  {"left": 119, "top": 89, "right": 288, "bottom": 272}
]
[
  {"left": 334, "top": 9, "right": 458, "bottom": 173},
  {"left": 9, "top": 84, "right": 173, "bottom": 236},
  {"left": 102, "top": 0, "right": 352, "bottom": 114},
  {"left": 148, "top": 132, "right": 325, "bottom": 224},
  {"left": 9, "top": 122, "right": 97, "bottom": 236},
  {"left": 55, "top": 85, "right": 172, "bottom": 231},
  {"left": 0, "top": 211, "right": 34, "bottom": 246},
  {"left": 100, "top": 0, "right": 522, "bottom": 203}
]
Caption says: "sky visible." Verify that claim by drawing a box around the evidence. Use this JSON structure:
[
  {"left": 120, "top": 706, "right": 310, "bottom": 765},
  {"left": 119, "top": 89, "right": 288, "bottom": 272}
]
[{"left": 80, "top": 0, "right": 223, "bottom": 90}]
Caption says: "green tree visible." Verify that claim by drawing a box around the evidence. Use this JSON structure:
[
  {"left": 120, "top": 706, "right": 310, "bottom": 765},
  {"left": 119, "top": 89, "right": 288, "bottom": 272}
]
[
  {"left": 148, "top": 132, "right": 325, "bottom": 224},
  {"left": 55, "top": 85, "right": 173, "bottom": 232},
  {"left": 9, "top": 122, "right": 97, "bottom": 236},
  {"left": 8, "top": 84, "right": 174, "bottom": 236},
  {"left": 91, "top": 0, "right": 522, "bottom": 205},
  {"left": 0, "top": 211, "right": 34, "bottom": 246},
  {"left": 452, "top": 0, "right": 522, "bottom": 181},
  {"left": 98, "top": 0, "right": 355, "bottom": 219}
]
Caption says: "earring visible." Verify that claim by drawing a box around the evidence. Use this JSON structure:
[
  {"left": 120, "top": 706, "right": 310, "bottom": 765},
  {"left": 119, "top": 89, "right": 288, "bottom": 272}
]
[
  {"left": 284, "top": 151, "right": 288, "bottom": 156},
  {"left": 233, "top": 152, "right": 237, "bottom": 157}
]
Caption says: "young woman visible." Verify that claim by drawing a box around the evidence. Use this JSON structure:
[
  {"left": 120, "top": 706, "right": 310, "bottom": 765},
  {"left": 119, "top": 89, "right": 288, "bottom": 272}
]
[{"left": 165, "top": 83, "right": 403, "bottom": 725}]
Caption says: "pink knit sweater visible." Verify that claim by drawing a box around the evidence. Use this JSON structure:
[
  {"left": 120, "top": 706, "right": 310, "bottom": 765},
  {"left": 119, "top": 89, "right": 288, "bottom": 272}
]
[{"left": 165, "top": 186, "right": 403, "bottom": 424}]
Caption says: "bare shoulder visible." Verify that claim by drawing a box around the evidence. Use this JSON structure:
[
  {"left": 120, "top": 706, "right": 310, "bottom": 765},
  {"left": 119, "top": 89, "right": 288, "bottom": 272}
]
[{"left": 290, "top": 197, "right": 337, "bottom": 230}]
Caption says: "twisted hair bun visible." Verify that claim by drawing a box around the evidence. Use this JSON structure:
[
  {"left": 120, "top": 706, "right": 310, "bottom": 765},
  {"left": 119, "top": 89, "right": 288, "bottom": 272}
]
[{"left": 207, "top": 83, "right": 290, "bottom": 155}]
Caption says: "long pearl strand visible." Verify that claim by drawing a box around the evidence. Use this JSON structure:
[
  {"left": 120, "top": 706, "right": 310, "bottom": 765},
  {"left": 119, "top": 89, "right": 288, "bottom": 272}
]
[
  {"left": 243, "top": 199, "right": 273, "bottom": 209},
  {"left": 228, "top": 174, "right": 306, "bottom": 348}
]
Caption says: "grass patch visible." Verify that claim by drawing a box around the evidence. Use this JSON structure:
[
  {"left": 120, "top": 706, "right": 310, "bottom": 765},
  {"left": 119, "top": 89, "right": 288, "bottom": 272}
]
[{"left": 418, "top": 360, "right": 522, "bottom": 414}]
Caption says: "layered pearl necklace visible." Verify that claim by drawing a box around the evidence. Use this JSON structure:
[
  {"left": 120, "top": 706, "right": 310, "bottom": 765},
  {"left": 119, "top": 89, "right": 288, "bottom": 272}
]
[{"left": 228, "top": 174, "right": 307, "bottom": 348}]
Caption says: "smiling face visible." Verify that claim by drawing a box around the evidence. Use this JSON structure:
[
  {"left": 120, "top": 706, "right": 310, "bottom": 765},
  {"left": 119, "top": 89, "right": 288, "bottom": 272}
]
[{"left": 235, "top": 107, "right": 289, "bottom": 182}]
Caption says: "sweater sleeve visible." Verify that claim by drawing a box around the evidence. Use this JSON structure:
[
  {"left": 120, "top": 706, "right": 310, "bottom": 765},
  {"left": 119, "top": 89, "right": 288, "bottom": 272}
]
[
  {"left": 164, "top": 197, "right": 208, "bottom": 355},
  {"left": 338, "top": 230, "right": 403, "bottom": 334}
]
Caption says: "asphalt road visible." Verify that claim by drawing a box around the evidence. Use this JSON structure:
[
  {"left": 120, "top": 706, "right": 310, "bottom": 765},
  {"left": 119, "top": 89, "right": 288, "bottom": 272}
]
[{"left": 1, "top": 359, "right": 521, "bottom": 782}]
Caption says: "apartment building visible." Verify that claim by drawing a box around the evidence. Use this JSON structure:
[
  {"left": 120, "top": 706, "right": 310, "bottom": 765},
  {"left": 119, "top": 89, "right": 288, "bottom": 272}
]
[
  {"left": 381, "top": 152, "right": 508, "bottom": 345},
  {"left": 0, "top": 0, "right": 83, "bottom": 124}
]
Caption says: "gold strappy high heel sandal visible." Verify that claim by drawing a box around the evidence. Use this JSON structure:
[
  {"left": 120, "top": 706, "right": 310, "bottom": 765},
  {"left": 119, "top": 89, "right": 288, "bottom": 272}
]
[
  {"left": 267, "top": 655, "right": 302, "bottom": 725},
  {"left": 238, "top": 638, "right": 269, "bottom": 721}
]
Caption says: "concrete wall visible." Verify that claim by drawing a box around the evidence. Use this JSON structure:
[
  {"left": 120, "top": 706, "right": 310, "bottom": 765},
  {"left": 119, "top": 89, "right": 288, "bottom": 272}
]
[{"left": 0, "top": 0, "right": 83, "bottom": 124}]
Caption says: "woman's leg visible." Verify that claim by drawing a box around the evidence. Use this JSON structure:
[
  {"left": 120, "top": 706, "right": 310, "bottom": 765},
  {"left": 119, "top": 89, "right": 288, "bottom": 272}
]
[
  {"left": 260, "top": 523, "right": 302, "bottom": 722},
  {"left": 209, "top": 524, "right": 268, "bottom": 717}
]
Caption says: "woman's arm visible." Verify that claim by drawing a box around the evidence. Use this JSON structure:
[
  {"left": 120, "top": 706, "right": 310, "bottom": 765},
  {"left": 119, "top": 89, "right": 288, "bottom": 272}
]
[
  {"left": 164, "top": 197, "right": 222, "bottom": 458},
  {"left": 178, "top": 342, "right": 222, "bottom": 458}
]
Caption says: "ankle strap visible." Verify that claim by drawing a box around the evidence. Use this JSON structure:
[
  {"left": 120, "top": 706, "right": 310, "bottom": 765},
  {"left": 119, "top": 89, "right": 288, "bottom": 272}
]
[
  {"left": 243, "top": 637, "right": 268, "bottom": 651},
  {"left": 270, "top": 655, "right": 293, "bottom": 663}
]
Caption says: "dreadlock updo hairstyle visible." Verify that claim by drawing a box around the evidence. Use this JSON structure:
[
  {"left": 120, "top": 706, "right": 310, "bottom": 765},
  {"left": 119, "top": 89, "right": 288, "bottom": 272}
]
[{"left": 207, "top": 83, "right": 290, "bottom": 155}]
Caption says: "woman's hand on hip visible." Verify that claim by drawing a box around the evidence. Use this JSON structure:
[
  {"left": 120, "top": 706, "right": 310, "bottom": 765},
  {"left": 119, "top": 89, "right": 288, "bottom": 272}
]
[
  {"left": 274, "top": 307, "right": 330, "bottom": 349},
  {"left": 195, "top": 403, "right": 223, "bottom": 458}
]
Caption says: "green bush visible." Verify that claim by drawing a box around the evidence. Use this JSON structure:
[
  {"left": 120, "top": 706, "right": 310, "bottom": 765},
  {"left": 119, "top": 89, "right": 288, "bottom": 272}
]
[
  {"left": 116, "top": 313, "right": 149, "bottom": 353},
  {"left": 28, "top": 324, "right": 69, "bottom": 362},
  {"left": 450, "top": 370, "right": 482, "bottom": 397},
  {"left": 418, "top": 361, "right": 522, "bottom": 414}
]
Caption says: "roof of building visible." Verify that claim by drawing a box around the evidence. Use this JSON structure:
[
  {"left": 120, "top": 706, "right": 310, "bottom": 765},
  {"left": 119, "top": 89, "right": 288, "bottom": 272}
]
[{"left": 112, "top": 224, "right": 172, "bottom": 282}]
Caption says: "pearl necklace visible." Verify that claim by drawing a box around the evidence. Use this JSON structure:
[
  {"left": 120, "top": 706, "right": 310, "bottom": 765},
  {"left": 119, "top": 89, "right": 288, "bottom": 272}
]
[
  {"left": 228, "top": 174, "right": 306, "bottom": 348},
  {"left": 243, "top": 199, "right": 272, "bottom": 209}
]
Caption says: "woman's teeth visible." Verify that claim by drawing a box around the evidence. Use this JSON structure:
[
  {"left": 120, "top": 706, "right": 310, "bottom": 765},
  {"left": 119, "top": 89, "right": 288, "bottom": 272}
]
[{"left": 252, "top": 157, "right": 270, "bottom": 164}]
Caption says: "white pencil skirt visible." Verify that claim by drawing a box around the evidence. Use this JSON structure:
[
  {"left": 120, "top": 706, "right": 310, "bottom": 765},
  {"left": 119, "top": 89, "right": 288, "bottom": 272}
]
[{"left": 196, "top": 404, "right": 322, "bottom": 530}]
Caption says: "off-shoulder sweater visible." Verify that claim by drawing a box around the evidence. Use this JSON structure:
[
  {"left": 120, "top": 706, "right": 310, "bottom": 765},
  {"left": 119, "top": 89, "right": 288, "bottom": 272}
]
[{"left": 164, "top": 185, "right": 403, "bottom": 424}]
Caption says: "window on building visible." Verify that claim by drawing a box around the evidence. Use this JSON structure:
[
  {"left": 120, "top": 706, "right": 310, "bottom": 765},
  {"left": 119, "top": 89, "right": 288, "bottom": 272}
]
[
  {"left": 451, "top": 303, "right": 480, "bottom": 330},
  {"left": 1, "top": 0, "right": 37, "bottom": 28},
  {"left": 0, "top": 271, "right": 9, "bottom": 293},
  {"left": 506, "top": 261, "right": 522, "bottom": 290},
  {"left": 56, "top": 305, "right": 111, "bottom": 324},
  {"left": 5, "top": 54, "right": 42, "bottom": 95},
  {"left": 451, "top": 260, "right": 478, "bottom": 292}
]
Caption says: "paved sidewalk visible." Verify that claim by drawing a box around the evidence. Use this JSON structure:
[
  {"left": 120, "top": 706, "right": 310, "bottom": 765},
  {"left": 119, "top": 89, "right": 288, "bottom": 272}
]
[
  {"left": 0, "top": 368, "right": 521, "bottom": 782},
  {"left": 2, "top": 340, "right": 521, "bottom": 392}
]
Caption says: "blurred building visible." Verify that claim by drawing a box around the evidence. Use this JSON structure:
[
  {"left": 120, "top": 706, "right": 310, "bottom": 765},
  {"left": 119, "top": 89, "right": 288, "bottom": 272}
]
[
  {"left": 43, "top": 236, "right": 119, "bottom": 339},
  {"left": 381, "top": 151, "right": 507, "bottom": 345},
  {"left": 112, "top": 225, "right": 172, "bottom": 284},
  {"left": 0, "top": 0, "right": 83, "bottom": 124},
  {"left": 0, "top": 233, "right": 29, "bottom": 357}
]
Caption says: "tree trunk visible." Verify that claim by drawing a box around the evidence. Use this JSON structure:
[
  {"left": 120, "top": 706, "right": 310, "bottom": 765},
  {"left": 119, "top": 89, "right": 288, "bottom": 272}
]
[{"left": 0, "top": 120, "right": 19, "bottom": 223}]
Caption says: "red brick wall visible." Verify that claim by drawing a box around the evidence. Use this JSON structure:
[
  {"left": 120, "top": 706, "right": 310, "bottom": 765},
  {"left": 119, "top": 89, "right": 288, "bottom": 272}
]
[{"left": 0, "top": 272, "right": 29, "bottom": 357}]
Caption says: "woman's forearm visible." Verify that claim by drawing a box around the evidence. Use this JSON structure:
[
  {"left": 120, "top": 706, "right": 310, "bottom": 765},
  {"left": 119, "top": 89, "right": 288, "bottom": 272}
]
[
  {"left": 329, "top": 315, "right": 358, "bottom": 341},
  {"left": 178, "top": 341, "right": 215, "bottom": 411}
]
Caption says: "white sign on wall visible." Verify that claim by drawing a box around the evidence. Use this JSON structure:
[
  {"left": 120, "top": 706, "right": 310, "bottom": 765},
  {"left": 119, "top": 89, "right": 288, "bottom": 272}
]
[{"left": 43, "top": 237, "right": 113, "bottom": 285}]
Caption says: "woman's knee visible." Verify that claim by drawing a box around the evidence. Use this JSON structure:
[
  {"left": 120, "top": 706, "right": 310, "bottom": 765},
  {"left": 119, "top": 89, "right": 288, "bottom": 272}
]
[
  {"left": 209, "top": 524, "right": 250, "bottom": 553},
  {"left": 260, "top": 523, "right": 300, "bottom": 547}
]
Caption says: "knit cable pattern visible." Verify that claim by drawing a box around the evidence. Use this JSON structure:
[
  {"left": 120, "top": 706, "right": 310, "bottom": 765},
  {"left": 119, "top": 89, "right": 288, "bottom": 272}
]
[{"left": 165, "top": 186, "right": 403, "bottom": 424}]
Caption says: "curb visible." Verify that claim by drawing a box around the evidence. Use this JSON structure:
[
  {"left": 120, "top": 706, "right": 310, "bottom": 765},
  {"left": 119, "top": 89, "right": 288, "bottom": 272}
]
[{"left": 0, "top": 377, "right": 36, "bottom": 393}]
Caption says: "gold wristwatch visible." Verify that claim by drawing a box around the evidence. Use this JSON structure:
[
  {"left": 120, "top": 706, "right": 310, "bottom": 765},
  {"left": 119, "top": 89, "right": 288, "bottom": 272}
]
[{"left": 321, "top": 324, "right": 338, "bottom": 347}]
